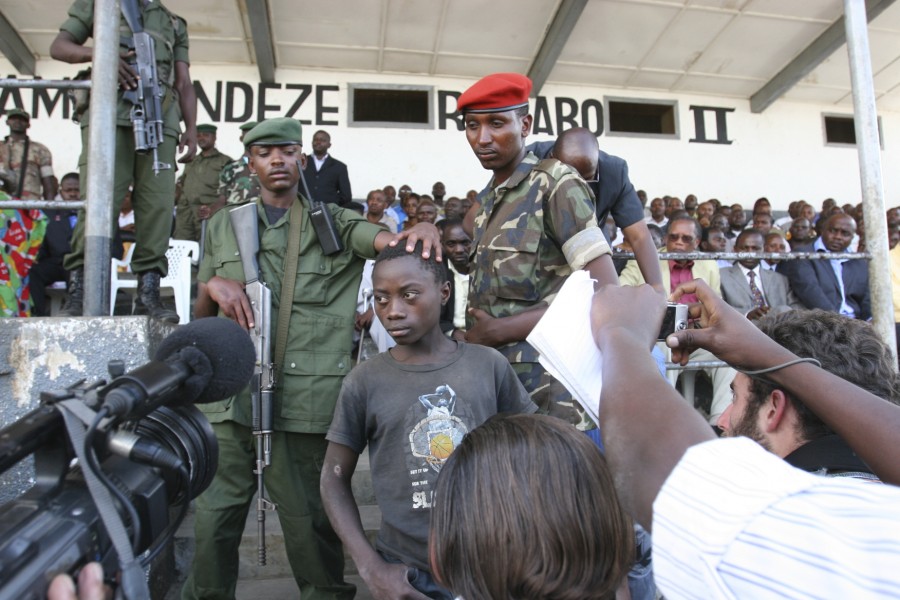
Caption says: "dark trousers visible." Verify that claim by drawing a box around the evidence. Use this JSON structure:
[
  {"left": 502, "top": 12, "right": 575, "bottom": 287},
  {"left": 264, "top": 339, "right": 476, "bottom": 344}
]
[{"left": 28, "top": 260, "right": 67, "bottom": 316}]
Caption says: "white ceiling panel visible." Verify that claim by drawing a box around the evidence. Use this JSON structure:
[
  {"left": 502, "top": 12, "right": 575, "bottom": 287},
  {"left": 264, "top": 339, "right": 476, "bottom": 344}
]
[
  {"left": 381, "top": 50, "right": 432, "bottom": 75},
  {"left": 782, "top": 83, "right": 854, "bottom": 105},
  {"left": 439, "top": 0, "right": 554, "bottom": 57},
  {"left": 271, "top": 0, "right": 383, "bottom": 48},
  {"left": 628, "top": 69, "right": 685, "bottom": 90},
  {"left": 677, "top": 73, "right": 763, "bottom": 96},
  {"left": 743, "top": 0, "right": 839, "bottom": 22},
  {"left": 693, "top": 15, "right": 830, "bottom": 79},
  {"left": 433, "top": 54, "right": 529, "bottom": 79},
  {"left": 190, "top": 40, "right": 251, "bottom": 65},
  {"left": 550, "top": 63, "right": 636, "bottom": 88},
  {"left": 641, "top": 9, "right": 737, "bottom": 72},
  {"left": 384, "top": 0, "right": 441, "bottom": 53},
  {"left": 276, "top": 45, "right": 379, "bottom": 71}
]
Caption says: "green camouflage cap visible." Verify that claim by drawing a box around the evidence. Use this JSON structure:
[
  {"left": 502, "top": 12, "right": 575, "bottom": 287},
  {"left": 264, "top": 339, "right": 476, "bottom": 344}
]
[
  {"left": 197, "top": 123, "right": 218, "bottom": 133},
  {"left": 6, "top": 108, "right": 29, "bottom": 121},
  {"left": 243, "top": 118, "right": 302, "bottom": 148},
  {"left": 239, "top": 121, "right": 259, "bottom": 132}
]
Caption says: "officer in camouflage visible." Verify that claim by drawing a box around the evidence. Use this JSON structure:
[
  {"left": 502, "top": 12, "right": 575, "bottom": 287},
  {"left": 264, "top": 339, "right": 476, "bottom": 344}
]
[
  {"left": 458, "top": 73, "right": 618, "bottom": 427},
  {"left": 174, "top": 123, "right": 232, "bottom": 241},
  {"left": 218, "top": 120, "right": 261, "bottom": 208}
]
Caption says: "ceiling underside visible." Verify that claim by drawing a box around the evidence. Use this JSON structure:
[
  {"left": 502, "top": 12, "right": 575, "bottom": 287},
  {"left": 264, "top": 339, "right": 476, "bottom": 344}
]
[{"left": 3, "top": 0, "right": 900, "bottom": 112}]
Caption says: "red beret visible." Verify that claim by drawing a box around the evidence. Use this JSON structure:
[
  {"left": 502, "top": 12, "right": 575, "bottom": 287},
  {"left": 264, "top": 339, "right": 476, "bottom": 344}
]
[{"left": 456, "top": 73, "right": 532, "bottom": 114}]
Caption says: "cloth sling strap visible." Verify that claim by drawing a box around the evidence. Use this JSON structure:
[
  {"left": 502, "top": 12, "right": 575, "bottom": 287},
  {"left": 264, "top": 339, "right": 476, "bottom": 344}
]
[
  {"left": 14, "top": 136, "right": 29, "bottom": 199},
  {"left": 273, "top": 197, "right": 303, "bottom": 371}
]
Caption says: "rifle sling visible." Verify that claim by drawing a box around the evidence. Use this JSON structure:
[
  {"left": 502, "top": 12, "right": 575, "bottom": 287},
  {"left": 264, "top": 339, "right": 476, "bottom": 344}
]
[
  {"left": 273, "top": 197, "right": 303, "bottom": 373},
  {"left": 15, "top": 136, "right": 29, "bottom": 199}
]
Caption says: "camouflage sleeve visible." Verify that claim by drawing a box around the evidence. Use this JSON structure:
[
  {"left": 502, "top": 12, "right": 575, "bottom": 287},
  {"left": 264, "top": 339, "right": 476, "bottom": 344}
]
[
  {"left": 546, "top": 173, "right": 610, "bottom": 270},
  {"left": 37, "top": 145, "right": 54, "bottom": 178},
  {"left": 217, "top": 164, "right": 234, "bottom": 197}
]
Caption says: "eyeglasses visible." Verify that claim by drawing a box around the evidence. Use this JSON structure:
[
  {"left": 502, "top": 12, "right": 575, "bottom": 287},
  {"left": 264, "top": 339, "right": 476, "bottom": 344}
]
[{"left": 667, "top": 233, "right": 695, "bottom": 244}]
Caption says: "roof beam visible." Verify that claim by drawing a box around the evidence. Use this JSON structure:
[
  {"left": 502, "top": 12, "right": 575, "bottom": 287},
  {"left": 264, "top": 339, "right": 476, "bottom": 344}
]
[
  {"left": 245, "top": 0, "right": 276, "bottom": 83},
  {"left": 750, "top": 0, "right": 896, "bottom": 113},
  {"left": 0, "top": 11, "right": 35, "bottom": 75},
  {"left": 527, "top": 0, "right": 588, "bottom": 96}
]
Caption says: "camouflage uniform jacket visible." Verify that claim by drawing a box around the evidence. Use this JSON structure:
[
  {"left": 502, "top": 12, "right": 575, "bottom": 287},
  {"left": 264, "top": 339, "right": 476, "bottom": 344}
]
[
  {"left": 0, "top": 137, "right": 53, "bottom": 199},
  {"left": 468, "top": 152, "right": 610, "bottom": 364},
  {"left": 219, "top": 155, "right": 260, "bottom": 206},
  {"left": 178, "top": 147, "right": 232, "bottom": 205}
]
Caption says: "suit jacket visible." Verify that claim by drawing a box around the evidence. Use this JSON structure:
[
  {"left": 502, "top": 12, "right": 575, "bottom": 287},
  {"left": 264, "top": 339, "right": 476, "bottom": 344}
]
[
  {"left": 303, "top": 155, "right": 352, "bottom": 205},
  {"left": 720, "top": 265, "right": 803, "bottom": 316},
  {"left": 777, "top": 244, "right": 871, "bottom": 319},
  {"left": 526, "top": 142, "right": 644, "bottom": 232},
  {"left": 619, "top": 257, "right": 722, "bottom": 296}
]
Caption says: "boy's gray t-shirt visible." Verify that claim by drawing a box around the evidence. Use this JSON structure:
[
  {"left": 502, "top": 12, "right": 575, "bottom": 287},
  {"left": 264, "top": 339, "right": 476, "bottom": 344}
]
[{"left": 327, "top": 341, "right": 536, "bottom": 571}]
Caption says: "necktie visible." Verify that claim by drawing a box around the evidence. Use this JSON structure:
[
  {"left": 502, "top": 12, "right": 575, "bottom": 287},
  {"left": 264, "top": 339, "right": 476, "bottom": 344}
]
[{"left": 748, "top": 271, "right": 766, "bottom": 309}]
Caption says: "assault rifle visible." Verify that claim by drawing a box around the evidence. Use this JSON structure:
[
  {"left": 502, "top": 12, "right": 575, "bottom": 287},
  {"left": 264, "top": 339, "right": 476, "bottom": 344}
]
[
  {"left": 228, "top": 202, "right": 276, "bottom": 565},
  {"left": 121, "top": 0, "right": 171, "bottom": 175}
]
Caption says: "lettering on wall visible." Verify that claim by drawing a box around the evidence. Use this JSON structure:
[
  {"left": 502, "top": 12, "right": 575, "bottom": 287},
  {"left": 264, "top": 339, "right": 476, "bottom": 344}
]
[{"left": 0, "top": 80, "right": 734, "bottom": 145}]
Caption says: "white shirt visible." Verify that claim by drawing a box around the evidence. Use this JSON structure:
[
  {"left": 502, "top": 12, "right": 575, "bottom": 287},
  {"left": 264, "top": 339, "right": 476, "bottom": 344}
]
[
  {"left": 313, "top": 153, "right": 328, "bottom": 171},
  {"left": 653, "top": 437, "right": 900, "bottom": 599},
  {"left": 448, "top": 262, "right": 470, "bottom": 331},
  {"left": 644, "top": 215, "right": 668, "bottom": 228}
]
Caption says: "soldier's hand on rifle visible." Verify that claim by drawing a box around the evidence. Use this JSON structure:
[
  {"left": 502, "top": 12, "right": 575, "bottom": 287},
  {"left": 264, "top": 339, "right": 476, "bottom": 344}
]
[
  {"left": 205, "top": 276, "right": 255, "bottom": 330},
  {"left": 117, "top": 49, "right": 138, "bottom": 90},
  {"left": 46, "top": 562, "right": 110, "bottom": 600}
]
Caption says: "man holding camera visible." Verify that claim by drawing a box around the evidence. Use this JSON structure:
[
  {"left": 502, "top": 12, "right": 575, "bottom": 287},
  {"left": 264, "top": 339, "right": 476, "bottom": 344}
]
[
  {"left": 185, "top": 118, "right": 440, "bottom": 599},
  {"left": 50, "top": 0, "right": 198, "bottom": 321}
]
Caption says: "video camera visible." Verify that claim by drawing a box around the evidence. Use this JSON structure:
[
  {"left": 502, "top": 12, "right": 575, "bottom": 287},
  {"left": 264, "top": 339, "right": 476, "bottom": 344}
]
[{"left": 0, "top": 318, "right": 255, "bottom": 600}]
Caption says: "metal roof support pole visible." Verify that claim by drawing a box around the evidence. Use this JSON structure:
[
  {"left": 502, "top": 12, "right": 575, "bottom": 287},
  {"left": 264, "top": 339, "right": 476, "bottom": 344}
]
[
  {"left": 83, "top": 0, "right": 119, "bottom": 316},
  {"left": 844, "top": 0, "right": 897, "bottom": 365}
]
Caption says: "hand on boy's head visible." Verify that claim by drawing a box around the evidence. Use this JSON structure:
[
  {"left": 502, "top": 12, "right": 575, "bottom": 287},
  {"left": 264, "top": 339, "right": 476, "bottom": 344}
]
[
  {"left": 388, "top": 222, "right": 443, "bottom": 261},
  {"left": 665, "top": 279, "right": 772, "bottom": 368},
  {"left": 590, "top": 284, "right": 666, "bottom": 351}
]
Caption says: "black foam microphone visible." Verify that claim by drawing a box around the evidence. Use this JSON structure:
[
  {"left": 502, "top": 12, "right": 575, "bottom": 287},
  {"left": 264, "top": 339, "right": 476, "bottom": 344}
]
[{"left": 102, "top": 317, "right": 256, "bottom": 419}]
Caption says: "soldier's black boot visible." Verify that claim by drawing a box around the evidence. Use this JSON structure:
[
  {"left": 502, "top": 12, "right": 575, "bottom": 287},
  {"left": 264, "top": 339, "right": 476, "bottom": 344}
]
[
  {"left": 59, "top": 269, "right": 84, "bottom": 317},
  {"left": 133, "top": 271, "right": 180, "bottom": 324}
]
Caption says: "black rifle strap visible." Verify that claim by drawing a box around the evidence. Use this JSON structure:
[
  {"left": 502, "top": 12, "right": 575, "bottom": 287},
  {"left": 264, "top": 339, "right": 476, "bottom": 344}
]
[
  {"left": 273, "top": 197, "right": 303, "bottom": 372},
  {"left": 14, "top": 136, "right": 29, "bottom": 199}
]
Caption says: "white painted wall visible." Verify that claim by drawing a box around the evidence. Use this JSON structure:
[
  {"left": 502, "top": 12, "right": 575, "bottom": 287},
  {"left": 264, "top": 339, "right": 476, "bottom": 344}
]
[{"left": 3, "top": 60, "right": 898, "bottom": 211}]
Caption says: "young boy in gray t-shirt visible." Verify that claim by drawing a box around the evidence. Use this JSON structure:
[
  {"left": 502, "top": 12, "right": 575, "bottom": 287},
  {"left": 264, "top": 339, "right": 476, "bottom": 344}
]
[{"left": 322, "top": 242, "right": 536, "bottom": 600}]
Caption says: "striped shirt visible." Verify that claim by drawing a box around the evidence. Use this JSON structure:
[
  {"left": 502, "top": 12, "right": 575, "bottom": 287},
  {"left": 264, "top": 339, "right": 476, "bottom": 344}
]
[{"left": 653, "top": 437, "right": 900, "bottom": 599}]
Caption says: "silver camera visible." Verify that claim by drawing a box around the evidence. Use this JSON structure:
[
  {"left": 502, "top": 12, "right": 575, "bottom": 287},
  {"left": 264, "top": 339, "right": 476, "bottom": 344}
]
[{"left": 658, "top": 303, "right": 688, "bottom": 340}]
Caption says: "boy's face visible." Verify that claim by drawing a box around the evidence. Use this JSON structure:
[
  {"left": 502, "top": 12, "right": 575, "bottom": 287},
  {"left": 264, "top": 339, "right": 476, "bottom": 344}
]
[{"left": 373, "top": 255, "right": 450, "bottom": 346}]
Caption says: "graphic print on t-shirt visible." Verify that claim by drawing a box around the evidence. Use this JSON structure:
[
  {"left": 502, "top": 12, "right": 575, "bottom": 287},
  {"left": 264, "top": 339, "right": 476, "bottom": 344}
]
[{"left": 408, "top": 384, "right": 468, "bottom": 475}]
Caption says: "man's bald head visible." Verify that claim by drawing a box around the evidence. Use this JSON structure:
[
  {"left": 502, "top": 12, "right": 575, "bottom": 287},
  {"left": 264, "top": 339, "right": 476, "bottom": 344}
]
[{"left": 551, "top": 127, "right": 599, "bottom": 182}]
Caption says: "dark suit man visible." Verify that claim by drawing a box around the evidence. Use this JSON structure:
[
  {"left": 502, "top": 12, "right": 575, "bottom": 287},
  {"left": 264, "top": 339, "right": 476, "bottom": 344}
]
[
  {"left": 777, "top": 213, "right": 871, "bottom": 320},
  {"left": 303, "top": 129, "right": 352, "bottom": 205},
  {"left": 721, "top": 229, "right": 802, "bottom": 320}
]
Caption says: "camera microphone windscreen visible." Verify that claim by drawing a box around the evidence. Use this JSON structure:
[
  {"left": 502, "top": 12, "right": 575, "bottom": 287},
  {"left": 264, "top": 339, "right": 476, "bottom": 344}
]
[{"left": 154, "top": 317, "right": 256, "bottom": 405}]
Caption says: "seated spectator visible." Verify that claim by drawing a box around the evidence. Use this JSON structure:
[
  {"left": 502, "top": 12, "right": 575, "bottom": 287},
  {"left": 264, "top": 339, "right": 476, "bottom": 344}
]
[
  {"left": 775, "top": 200, "right": 801, "bottom": 230},
  {"left": 752, "top": 211, "right": 776, "bottom": 237},
  {"left": 321, "top": 242, "right": 535, "bottom": 600},
  {"left": 439, "top": 218, "right": 471, "bottom": 341},
  {"left": 727, "top": 204, "right": 746, "bottom": 243},
  {"left": 754, "top": 196, "right": 772, "bottom": 215},
  {"left": 778, "top": 212, "right": 870, "bottom": 319},
  {"left": 364, "top": 188, "right": 399, "bottom": 233},
  {"left": 401, "top": 192, "right": 421, "bottom": 230},
  {"left": 697, "top": 201, "right": 715, "bottom": 228},
  {"left": 762, "top": 231, "right": 788, "bottom": 270},
  {"left": 719, "top": 309, "right": 898, "bottom": 481},
  {"left": 700, "top": 225, "right": 731, "bottom": 267},
  {"left": 30, "top": 172, "right": 80, "bottom": 316},
  {"left": 664, "top": 196, "right": 683, "bottom": 219},
  {"left": 619, "top": 216, "right": 736, "bottom": 423},
  {"left": 788, "top": 217, "right": 815, "bottom": 247},
  {"left": 646, "top": 223, "right": 664, "bottom": 249},
  {"left": 887, "top": 206, "right": 900, "bottom": 230},
  {"left": 720, "top": 229, "right": 802, "bottom": 320},
  {"left": 644, "top": 197, "right": 667, "bottom": 228},
  {"left": 442, "top": 196, "right": 463, "bottom": 220},
  {"left": 430, "top": 414, "right": 633, "bottom": 600},
  {"left": 683, "top": 194, "right": 698, "bottom": 218},
  {"left": 415, "top": 198, "right": 438, "bottom": 225}
]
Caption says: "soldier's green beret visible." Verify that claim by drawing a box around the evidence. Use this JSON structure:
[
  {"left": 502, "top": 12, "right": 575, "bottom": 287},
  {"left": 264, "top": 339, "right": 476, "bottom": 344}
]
[
  {"left": 243, "top": 118, "right": 302, "bottom": 148},
  {"left": 239, "top": 121, "right": 258, "bottom": 132},
  {"left": 5, "top": 108, "right": 30, "bottom": 121},
  {"left": 197, "top": 124, "right": 217, "bottom": 133}
]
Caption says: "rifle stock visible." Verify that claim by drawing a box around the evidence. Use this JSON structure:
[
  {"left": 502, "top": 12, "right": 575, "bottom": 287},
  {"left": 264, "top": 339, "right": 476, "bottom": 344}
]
[{"left": 228, "top": 203, "right": 276, "bottom": 566}]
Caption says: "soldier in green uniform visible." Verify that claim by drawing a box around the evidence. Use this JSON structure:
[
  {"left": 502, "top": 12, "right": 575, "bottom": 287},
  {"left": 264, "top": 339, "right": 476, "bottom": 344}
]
[
  {"left": 458, "top": 73, "right": 618, "bottom": 427},
  {"left": 183, "top": 118, "right": 441, "bottom": 600},
  {"left": 50, "top": 0, "right": 198, "bottom": 322},
  {"left": 173, "top": 123, "right": 231, "bottom": 242}
]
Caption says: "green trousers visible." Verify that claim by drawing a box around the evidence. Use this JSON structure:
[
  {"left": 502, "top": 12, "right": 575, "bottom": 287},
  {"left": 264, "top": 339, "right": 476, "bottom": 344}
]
[
  {"left": 172, "top": 195, "right": 205, "bottom": 242},
  {"left": 64, "top": 127, "right": 176, "bottom": 276},
  {"left": 181, "top": 421, "right": 355, "bottom": 600}
]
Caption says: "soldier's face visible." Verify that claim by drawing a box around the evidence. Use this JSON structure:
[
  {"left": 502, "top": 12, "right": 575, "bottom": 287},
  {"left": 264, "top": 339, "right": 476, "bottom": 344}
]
[
  {"left": 6, "top": 116, "right": 28, "bottom": 134},
  {"left": 197, "top": 132, "right": 216, "bottom": 151},
  {"left": 464, "top": 110, "right": 531, "bottom": 183},
  {"left": 249, "top": 144, "right": 301, "bottom": 192}
]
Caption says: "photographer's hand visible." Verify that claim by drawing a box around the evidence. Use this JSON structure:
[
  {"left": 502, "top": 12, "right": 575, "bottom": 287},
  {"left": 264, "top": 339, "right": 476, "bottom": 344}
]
[{"left": 47, "top": 563, "right": 110, "bottom": 600}]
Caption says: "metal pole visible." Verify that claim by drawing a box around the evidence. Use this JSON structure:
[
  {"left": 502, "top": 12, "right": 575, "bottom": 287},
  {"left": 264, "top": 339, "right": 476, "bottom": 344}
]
[
  {"left": 844, "top": 0, "right": 897, "bottom": 364},
  {"left": 0, "top": 200, "right": 85, "bottom": 210},
  {"left": 83, "top": 0, "right": 119, "bottom": 316},
  {"left": 0, "top": 78, "right": 91, "bottom": 90}
]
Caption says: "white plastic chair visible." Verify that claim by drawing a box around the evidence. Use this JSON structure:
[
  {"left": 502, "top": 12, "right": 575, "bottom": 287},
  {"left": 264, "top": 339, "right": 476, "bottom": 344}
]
[{"left": 110, "top": 239, "right": 199, "bottom": 324}]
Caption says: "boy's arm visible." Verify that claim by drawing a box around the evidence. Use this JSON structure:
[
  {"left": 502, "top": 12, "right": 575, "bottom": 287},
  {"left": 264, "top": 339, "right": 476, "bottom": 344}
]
[{"left": 320, "top": 442, "right": 429, "bottom": 600}]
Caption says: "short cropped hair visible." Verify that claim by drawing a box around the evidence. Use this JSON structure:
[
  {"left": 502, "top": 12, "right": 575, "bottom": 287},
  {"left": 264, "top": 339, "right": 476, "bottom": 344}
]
[
  {"left": 748, "top": 310, "right": 900, "bottom": 442},
  {"left": 373, "top": 240, "right": 445, "bottom": 285},
  {"left": 430, "top": 414, "right": 633, "bottom": 600}
]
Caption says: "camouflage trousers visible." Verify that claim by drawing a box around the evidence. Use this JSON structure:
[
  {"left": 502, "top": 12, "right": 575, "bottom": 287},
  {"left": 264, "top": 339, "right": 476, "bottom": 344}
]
[{"left": 510, "top": 361, "right": 597, "bottom": 431}]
